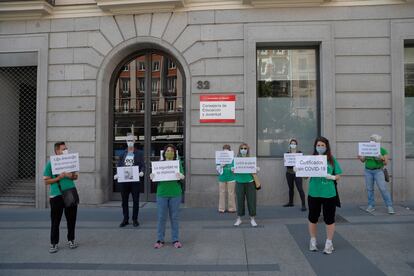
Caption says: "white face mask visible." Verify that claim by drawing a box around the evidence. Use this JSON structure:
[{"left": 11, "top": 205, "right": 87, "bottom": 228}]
[
  {"left": 62, "top": 149, "right": 69, "bottom": 155},
  {"left": 127, "top": 141, "right": 134, "bottom": 148},
  {"left": 240, "top": 149, "right": 248, "bottom": 156},
  {"left": 290, "top": 144, "right": 297, "bottom": 149}
]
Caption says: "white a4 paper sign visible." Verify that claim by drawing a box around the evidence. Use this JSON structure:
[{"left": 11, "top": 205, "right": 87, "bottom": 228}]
[
  {"left": 117, "top": 166, "right": 140, "bottom": 183},
  {"left": 295, "top": 155, "right": 327, "bottom": 177},
  {"left": 284, "top": 153, "right": 303, "bottom": 167},
  {"left": 234, "top": 157, "right": 257, "bottom": 174},
  {"left": 358, "top": 142, "right": 380, "bottom": 157},
  {"left": 151, "top": 160, "right": 180, "bottom": 182},
  {"left": 215, "top": 151, "right": 234, "bottom": 165},
  {"left": 50, "top": 153, "right": 80, "bottom": 175}
]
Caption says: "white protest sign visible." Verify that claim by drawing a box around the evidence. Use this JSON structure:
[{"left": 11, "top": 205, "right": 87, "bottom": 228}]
[
  {"left": 151, "top": 160, "right": 180, "bottom": 182},
  {"left": 50, "top": 153, "right": 80, "bottom": 175},
  {"left": 200, "top": 95, "right": 236, "bottom": 123},
  {"left": 295, "top": 155, "right": 327, "bottom": 177},
  {"left": 215, "top": 151, "right": 234, "bottom": 165},
  {"left": 117, "top": 166, "right": 140, "bottom": 183},
  {"left": 284, "top": 153, "right": 303, "bottom": 167},
  {"left": 234, "top": 157, "right": 257, "bottom": 174},
  {"left": 358, "top": 142, "right": 380, "bottom": 157}
]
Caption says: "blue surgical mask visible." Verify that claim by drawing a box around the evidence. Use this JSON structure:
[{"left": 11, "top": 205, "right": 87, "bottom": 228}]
[
  {"left": 316, "top": 146, "right": 326, "bottom": 155},
  {"left": 290, "top": 144, "right": 297, "bottom": 149},
  {"left": 127, "top": 141, "right": 134, "bottom": 148}
]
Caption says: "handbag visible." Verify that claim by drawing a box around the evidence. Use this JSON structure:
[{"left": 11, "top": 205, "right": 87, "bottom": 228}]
[
  {"left": 252, "top": 174, "right": 261, "bottom": 190},
  {"left": 58, "top": 184, "right": 79, "bottom": 208},
  {"left": 383, "top": 167, "right": 390, "bottom": 182}
]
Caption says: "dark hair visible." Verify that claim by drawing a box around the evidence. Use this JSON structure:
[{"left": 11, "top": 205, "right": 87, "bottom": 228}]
[
  {"left": 238, "top": 143, "right": 250, "bottom": 157},
  {"left": 54, "top": 142, "right": 65, "bottom": 153},
  {"left": 162, "top": 144, "right": 177, "bottom": 160},
  {"left": 313, "top": 136, "right": 333, "bottom": 165},
  {"left": 289, "top": 138, "right": 298, "bottom": 145},
  {"left": 223, "top": 144, "right": 231, "bottom": 150}
]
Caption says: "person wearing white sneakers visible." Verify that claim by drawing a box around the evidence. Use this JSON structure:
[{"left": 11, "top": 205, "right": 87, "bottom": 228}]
[
  {"left": 307, "top": 137, "right": 342, "bottom": 255},
  {"left": 357, "top": 134, "right": 395, "bottom": 215},
  {"left": 232, "top": 143, "right": 259, "bottom": 227}
]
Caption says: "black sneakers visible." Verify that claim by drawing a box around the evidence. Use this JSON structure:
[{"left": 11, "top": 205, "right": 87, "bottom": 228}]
[{"left": 119, "top": 220, "right": 129, "bottom": 227}]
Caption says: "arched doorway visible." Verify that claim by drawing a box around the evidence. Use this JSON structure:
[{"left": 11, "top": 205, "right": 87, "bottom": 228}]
[{"left": 110, "top": 50, "right": 185, "bottom": 201}]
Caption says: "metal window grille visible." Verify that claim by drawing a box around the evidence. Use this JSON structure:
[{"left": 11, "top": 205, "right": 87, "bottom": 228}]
[{"left": 0, "top": 66, "right": 37, "bottom": 206}]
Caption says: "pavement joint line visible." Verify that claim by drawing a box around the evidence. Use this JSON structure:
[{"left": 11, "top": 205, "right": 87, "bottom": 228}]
[
  {"left": 1, "top": 220, "right": 413, "bottom": 230},
  {"left": 0, "top": 263, "right": 280, "bottom": 272}
]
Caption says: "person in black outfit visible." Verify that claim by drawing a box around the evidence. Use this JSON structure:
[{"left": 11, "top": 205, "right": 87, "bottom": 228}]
[
  {"left": 114, "top": 135, "right": 145, "bottom": 227},
  {"left": 284, "top": 139, "right": 307, "bottom": 211}
]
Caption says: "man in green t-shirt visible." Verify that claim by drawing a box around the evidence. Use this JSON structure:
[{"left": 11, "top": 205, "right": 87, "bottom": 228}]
[{"left": 43, "top": 142, "right": 79, "bottom": 253}]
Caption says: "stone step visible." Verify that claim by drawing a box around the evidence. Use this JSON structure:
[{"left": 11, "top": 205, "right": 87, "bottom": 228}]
[{"left": 0, "top": 196, "right": 35, "bottom": 205}]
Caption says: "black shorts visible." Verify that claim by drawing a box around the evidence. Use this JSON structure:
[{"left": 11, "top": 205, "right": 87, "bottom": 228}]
[{"left": 308, "top": 196, "right": 336, "bottom": 225}]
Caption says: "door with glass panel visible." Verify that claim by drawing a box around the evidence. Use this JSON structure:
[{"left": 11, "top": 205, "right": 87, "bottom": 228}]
[{"left": 112, "top": 51, "right": 185, "bottom": 201}]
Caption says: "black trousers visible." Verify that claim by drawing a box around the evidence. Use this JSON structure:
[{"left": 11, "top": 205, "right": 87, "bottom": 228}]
[
  {"left": 120, "top": 182, "right": 140, "bottom": 221},
  {"left": 308, "top": 196, "right": 336, "bottom": 225},
  {"left": 50, "top": 196, "right": 77, "bottom": 245},
  {"left": 286, "top": 172, "right": 306, "bottom": 206}
]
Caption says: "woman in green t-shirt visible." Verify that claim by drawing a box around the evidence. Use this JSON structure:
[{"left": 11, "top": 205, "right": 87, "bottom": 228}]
[
  {"left": 216, "top": 144, "right": 236, "bottom": 213},
  {"left": 357, "top": 134, "right": 394, "bottom": 214},
  {"left": 150, "top": 144, "right": 184, "bottom": 249},
  {"left": 307, "top": 137, "right": 342, "bottom": 255},
  {"left": 232, "top": 143, "right": 259, "bottom": 227}
]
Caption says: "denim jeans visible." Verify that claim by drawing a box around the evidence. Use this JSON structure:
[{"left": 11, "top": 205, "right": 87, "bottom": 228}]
[
  {"left": 364, "top": 168, "right": 393, "bottom": 207},
  {"left": 156, "top": 195, "right": 181, "bottom": 242}
]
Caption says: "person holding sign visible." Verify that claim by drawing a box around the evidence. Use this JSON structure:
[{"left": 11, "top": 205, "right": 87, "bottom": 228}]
[
  {"left": 216, "top": 145, "right": 236, "bottom": 213},
  {"left": 150, "top": 144, "right": 185, "bottom": 249},
  {"left": 284, "top": 139, "right": 306, "bottom": 211},
  {"left": 43, "top": 142, "right": 79, "bottom": 254},
  {"left": 307, "top": 137, "right": 342, "bottom": 255},
  {"left": 114, "top": 134, "right": 145, "bottom": 228},
  {"left": 232, "top": 143, "right": 259, "bottom": 227},
  {"left": 357, "top": 134, "right": 394, "bottom": 214}
]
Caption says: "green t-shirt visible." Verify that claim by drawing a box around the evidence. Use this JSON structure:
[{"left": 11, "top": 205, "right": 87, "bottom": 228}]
[
  {"left": 43, "top": 161, "right": 76, "bottom": 197},
  {"left": 308, "top": 156, "right": 342, "bottom": 198},
  {"left": 365, "top": 147, "right": 388, "bottom": 169},
  {"left": 217, "top": 161, "right": 236, "bottom": 182},
  {"left": 156, "top": 161, "right": 183, "bottom": 197}
]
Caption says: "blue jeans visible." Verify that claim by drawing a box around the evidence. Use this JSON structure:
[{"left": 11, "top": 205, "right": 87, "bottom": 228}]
[
  {"left": 364, "top": 169, "right": 393, "bottom": 207},
  {"left": 156, "top": 196, "right": 181, "bottom": 242}
]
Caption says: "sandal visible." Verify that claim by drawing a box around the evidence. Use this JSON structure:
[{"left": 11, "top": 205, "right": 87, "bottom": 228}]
[
  {"left": 173, "top": 241, "right": 182, "bottom": 248},
  {"left": 154, "top": 241, "right": 164, "bottom": 249}
]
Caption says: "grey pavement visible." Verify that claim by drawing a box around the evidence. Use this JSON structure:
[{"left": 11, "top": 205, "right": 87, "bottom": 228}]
[{"left": 0, "top": 203, "right": 413, "bottom": 276}]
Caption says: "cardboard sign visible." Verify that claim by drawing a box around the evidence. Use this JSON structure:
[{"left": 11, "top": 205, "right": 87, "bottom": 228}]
[
  {"left": 358, "top": 142, "right": 380, "bottom": 157},
  {"left": 215, "top": 151, "right": 234, "bottom": 165},
  {"left": 284, "top": 153, "right": 303, "bottom": 167},
  {"left": 200, "top": 95, "right": 236, "bottom": 123},
  {"left": 234, "top": 157, "right": 257, "bottom": 174},
  {"left": 294, "top": 155, "right": 327, "bottom": 177},
  {"left": 117, "top": 166, "right": 140, "bottom": 183},
  {"left": 50, "top": 153, "right": 80, "bottom": 175},
  {"left": 151, "top": 160, "right": 180, "bottom": 182}
]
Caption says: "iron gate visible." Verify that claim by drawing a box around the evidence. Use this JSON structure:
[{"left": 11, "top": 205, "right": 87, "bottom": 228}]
[{"left": 0, "top": 66, "right": 37, "bottom": 205}]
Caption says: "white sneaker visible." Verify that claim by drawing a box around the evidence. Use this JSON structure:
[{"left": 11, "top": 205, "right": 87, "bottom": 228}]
[
  {"left": 388, "top": 206, "right": 395, "bottom": 214},
  {"left": 323, "top": 241, "right": 334, "bottom": 254},
  {"left": 250, "top": 217, "right": 258, "bottom": 227},
  {"left": 234, "top": 217, "right": 242, "bottom": 226},
  {"left": 309, "top": 238, "right": 318, "bottom": 251},
  {"left": 366, "top": 206, "right": 375, "bottom": 213}
]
